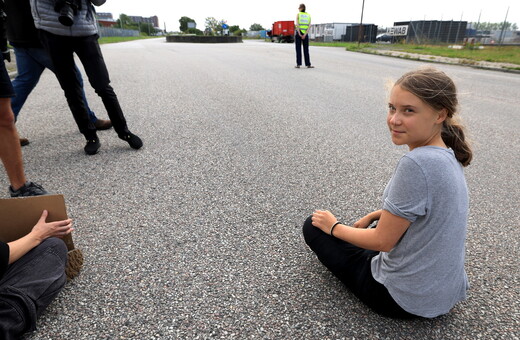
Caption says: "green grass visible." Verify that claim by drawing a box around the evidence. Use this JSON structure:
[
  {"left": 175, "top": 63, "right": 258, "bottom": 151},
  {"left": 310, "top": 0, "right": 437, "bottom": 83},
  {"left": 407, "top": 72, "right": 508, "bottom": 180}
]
[
  {"left": 309, "top": 42, "right": 380, "bottom": 53},
  {"left": 313, "top": 41, "right": 520, "bottom": 65},
  {"left": 98, "top": 36, "right": 159, "bottom": 44},
  {"left": 389, "top": 44, "right": 520, "bottom": 65}
]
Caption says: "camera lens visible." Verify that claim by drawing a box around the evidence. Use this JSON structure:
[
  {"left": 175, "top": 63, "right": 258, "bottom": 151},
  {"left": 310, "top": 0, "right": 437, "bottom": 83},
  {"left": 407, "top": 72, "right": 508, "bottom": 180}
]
[{"left": 58, "top": 5, "right": 74, "bottom": 26}]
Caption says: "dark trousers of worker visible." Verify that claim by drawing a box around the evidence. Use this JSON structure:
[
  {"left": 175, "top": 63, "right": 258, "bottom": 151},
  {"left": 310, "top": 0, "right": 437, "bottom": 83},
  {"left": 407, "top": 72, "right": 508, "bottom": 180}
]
[
  {"left": 295, "top": 32, "right": 311, "bottom": 67},
  {"left": 0, "top": 238, "right": 67, "bottom": 340},
  {"left": 38, "top": 31, "right": 129, "bottom": 140},
  {"left": 302, "top": 216, "right": 416, "bottom": 319}
]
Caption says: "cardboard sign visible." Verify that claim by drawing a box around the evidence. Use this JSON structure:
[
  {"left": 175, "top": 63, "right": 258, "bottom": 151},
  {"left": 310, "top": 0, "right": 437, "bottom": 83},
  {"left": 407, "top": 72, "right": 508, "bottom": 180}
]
[{"left": 0, "top": 194, "right": 75, "bottom": 250}]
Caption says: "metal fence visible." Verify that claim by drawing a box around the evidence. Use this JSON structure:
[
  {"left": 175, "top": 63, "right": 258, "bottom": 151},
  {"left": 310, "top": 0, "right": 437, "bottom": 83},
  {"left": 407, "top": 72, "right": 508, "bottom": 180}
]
[
  {"left": 341, "top": 24, "right": 378, "bottom": 43},
  {"left": 394, "top": 21, "right": 468, "bottom": 44},
  {"left": 98, "top": 26, "right": 139, "bottom": 38}
]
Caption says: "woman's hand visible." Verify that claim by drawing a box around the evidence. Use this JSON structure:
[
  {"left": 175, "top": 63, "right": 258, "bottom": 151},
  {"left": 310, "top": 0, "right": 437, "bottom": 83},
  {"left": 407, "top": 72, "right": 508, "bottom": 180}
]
[
  {"left": 353, "top": 215, "right": 373, "bottom": 229},
  {"left": 353, "top": 210, "right": 382, "bottom": 229},
  {"left": 29, "top": 210, "right": 73, "bottom": 244},
  {"left": 8, "top": 210, "right": 73, "bottom": 264},
  {"left": 311, "top": 210, "right": 338, "bottom": 234}
]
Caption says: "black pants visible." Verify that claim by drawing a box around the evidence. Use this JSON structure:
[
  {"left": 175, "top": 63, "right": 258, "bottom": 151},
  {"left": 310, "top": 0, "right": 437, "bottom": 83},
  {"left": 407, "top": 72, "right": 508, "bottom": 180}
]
[
  {"left": 295, "top": 33, "right": 311, "bottom": 66},
  {"left": 302, "top": 216, "right": 416, "bottom": 318},
  {"left": 38, "top": 31, "right": 129, "bottom": 138},
  {"left": 0, "top": 238, "right": 67, "bottom": 339}
]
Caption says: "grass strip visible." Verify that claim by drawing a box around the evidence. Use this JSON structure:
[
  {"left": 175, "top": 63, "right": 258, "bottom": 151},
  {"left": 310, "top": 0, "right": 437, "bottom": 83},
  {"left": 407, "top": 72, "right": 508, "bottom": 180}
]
[{"left": 310, "top": 42, "right": 520, "bottom": 65}]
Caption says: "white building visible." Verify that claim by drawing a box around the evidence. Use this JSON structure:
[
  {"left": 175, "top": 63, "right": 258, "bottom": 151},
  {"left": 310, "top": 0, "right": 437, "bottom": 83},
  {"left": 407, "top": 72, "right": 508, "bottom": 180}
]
[{"left": 308, "top": 23, "right": 354, "bottom": 41}]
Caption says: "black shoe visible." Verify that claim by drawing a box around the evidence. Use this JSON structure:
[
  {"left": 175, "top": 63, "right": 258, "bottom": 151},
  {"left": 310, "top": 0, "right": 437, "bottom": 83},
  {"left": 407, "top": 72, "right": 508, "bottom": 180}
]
[
  {"left": 9, "top": 181, "right": 48, "bottom": 197},
  {"left": 306, "top": 65, "right": 314, "bottom": 68},
  {"left": 20, "top": 137, "right": 30, "bottom": 146},
  {"left": 94, "top": 119, "right": 113, "bottom": 130},
  {"left": 119, "top": 132, "right": 143, "bottom": 150},
  {"left": 295, "top": 65, "right": 301, "bottom": 68},
  {"left": 84, "top": 137, "right": 101, "bottom": 155}
]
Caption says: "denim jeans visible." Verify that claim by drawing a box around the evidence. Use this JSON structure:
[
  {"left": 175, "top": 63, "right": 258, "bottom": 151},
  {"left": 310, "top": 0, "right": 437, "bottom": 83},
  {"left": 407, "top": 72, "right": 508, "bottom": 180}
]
[
  {"left": 11, "top": 46, "right": 98, "bottom": 123},
  {"left": 295, "top": 33, "right": 311, "bottom": 66},
  {"left": 0, "top": 238, "right": 67, "bottom": 339},
  {"left": 302, "top": 216, "right": 416, "bottom": 318}
]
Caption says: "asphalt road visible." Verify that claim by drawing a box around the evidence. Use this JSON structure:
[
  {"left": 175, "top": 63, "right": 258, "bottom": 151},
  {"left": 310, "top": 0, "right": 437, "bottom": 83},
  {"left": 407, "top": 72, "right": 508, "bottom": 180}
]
[{"left": 4, "top": 38, "right": 519, "bottom": 339}]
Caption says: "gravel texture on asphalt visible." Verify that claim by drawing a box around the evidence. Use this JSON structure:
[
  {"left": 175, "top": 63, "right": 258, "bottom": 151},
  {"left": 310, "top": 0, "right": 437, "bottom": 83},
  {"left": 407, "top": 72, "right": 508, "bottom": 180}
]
[{"left": 2, "top": 39, "right": 518, "bottom": 339}]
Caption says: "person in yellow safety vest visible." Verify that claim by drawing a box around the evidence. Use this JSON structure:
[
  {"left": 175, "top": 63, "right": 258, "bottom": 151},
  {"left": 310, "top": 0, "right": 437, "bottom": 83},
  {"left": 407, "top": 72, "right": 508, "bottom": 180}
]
[{"left": 295, "top": 3, "right": 314, "bottom": 68}]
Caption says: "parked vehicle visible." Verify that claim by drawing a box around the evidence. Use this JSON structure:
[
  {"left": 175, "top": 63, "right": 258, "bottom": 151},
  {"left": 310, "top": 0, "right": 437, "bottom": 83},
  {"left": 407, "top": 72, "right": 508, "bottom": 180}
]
[
  {"left": 269, "top": 21, "right": 295, "bottom": 43},
  {"left": 376, "top": 33, "right": 393, "bottom": 42}
]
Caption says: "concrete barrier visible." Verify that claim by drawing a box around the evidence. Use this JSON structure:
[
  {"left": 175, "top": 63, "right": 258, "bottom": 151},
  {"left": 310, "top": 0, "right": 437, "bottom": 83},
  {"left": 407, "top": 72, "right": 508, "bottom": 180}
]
[{"left": 166, "top": 36, "right": 242, "bottom": 43}]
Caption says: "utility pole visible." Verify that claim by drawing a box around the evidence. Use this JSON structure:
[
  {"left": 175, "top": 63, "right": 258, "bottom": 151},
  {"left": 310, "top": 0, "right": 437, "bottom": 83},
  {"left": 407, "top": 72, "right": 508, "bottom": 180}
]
[
  {"left": 476, "top": 10, "right": 482, "bottom": 31},
  {"left": 455, "top": 12, "right": 463, "bottom": 43},
  {"left": 498, "top": 6, "right": 509, "bottom": 46},
  {"left": 357, "top": 0, "right": 365, "bottom": 45}
]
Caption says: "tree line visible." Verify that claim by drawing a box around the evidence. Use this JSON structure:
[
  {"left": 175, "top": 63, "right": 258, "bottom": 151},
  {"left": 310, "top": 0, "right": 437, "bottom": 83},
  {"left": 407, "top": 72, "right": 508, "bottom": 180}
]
[
  {"left": 469, "top": 21, "right": 518, "bottom": 31},
  {"left": 179, "top": 16, "right": 265, "bottom": 36},
  {"left": 116, "top": 14, "right": 161, "bottom": 35}
]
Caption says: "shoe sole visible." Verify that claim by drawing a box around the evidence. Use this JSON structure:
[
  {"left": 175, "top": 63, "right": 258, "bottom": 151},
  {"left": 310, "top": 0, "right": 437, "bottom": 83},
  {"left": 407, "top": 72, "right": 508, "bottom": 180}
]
[{"left": 66, "top": 248, "right": 84, "bottom": 281}]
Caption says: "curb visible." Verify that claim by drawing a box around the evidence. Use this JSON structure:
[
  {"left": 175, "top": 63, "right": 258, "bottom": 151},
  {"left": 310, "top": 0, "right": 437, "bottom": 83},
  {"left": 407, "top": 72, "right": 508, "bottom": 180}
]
[{"left": 354, "top": 49, "right": 520, "bottom": 75}]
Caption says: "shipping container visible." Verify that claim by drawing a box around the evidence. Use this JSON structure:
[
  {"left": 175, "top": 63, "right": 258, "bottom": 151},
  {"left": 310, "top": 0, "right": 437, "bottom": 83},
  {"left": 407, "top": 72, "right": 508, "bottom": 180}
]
[{"left": 270, "top": 21, "right": 295, "bottom": 43}]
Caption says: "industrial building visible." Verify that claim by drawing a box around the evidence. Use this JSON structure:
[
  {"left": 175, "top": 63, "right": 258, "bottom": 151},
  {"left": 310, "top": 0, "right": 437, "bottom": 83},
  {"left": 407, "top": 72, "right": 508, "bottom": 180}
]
[
  {"left": 392, "top": 20, "right": 468, "bottom": 44},
  {"left": 308, "top": 23, "right": 354, "bottom": 42}
]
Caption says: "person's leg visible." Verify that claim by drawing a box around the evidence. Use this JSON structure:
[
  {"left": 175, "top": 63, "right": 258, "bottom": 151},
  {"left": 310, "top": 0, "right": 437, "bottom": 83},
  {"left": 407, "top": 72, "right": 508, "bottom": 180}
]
[
  {"left": 75, "top": 35, "right": 141, "bottom": 148},
  {"left": 38, "top": 30, "right": 99, "bottom": 154},
  {"left": 0, "top": 59, "right": 26, "bottom": 190},
  {"left": 302, "top": 216, "right": 415, "bottom": 318},
  {"left": 74, "top": 35, "right": 127, "bottom": 133},
  {"left": 23, "top": 47, "right": 101, "bottom": 124},
  {"left": 0, "top": 98, "right": 26, "bottom": 190},
  {"left": 295, "top": 34, "right": 302, "bottom": 66},
  {"left": 303, "top": 35, "right": 311, "bottom": 67},
  {"left": 11, "top": 47, "right": 46, "bottom": 120},
  {"left": 0, "top": 238, "right": 67, "bottom": 339}
]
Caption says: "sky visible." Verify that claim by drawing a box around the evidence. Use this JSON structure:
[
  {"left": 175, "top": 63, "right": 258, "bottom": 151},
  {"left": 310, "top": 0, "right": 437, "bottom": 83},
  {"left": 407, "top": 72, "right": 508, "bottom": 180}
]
[{"left": 96, "top": 0, "right": 519, "bottom": 32}]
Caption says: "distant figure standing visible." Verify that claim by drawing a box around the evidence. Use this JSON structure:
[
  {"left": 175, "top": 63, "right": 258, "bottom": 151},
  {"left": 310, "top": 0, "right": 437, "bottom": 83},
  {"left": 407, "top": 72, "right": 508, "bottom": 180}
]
[{"left": 295, "top": 4, "right": 313, "bottom": 68}]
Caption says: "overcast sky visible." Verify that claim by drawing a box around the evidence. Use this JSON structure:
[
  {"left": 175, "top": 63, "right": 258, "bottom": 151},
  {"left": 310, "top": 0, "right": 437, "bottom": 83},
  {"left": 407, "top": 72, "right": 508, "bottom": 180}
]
[{"left": 96, "top": 0, "right": 518, "bottom": 31}]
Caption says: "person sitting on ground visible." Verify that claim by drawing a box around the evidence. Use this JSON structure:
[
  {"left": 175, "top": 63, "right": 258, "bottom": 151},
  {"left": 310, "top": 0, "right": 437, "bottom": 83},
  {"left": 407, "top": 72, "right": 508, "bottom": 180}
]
[
  {"left": 0, "top": 18, "right": 46, "bottom": 197},
  {"left": 3, "top": 0, "right": 112, "bottom": 147},
  {"left": 303, "top": 67, "right": 472, "bottom": 318},
  {"left": 30, "top": 0, "right": 142, "bottom": 155},
  {"left": 0, "top": 210, "right": 72, "bottom": 339}
]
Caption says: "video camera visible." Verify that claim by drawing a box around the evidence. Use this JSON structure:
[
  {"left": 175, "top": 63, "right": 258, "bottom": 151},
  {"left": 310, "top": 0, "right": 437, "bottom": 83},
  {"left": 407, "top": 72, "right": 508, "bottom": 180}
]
[{"left": 54, "top": 0, "right": 82, "bottom": 26}]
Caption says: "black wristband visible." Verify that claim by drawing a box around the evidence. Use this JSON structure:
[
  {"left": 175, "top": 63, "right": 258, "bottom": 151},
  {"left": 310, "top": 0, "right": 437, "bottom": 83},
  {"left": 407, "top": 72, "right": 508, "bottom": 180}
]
[{"left": 330, "top": 221, "right": 341, "bottom": 236}]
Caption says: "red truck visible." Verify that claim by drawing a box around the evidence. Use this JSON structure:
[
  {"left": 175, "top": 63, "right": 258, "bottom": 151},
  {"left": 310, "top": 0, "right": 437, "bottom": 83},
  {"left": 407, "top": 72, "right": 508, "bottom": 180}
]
[{"left": 268, "top": 21, "right": 295, "bottom": 43}]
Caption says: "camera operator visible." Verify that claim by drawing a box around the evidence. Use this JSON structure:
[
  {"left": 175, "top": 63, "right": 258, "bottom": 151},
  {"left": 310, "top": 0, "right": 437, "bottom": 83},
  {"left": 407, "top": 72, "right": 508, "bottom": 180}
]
[
  {"left": 30, "top": 0, "right": 142, "bottom": 155},
  {"left": 4, "top": 0, "right": 112, "bottom": 147}
]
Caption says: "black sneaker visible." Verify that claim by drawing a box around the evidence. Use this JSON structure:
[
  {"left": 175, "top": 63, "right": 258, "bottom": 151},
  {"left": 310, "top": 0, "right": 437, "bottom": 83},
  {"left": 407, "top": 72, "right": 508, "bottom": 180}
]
[
  {"left": 119, "top": 132, "right": 143, "bottom": 150},
  {"left": 9, "top": 181, "right": 48, "bottom": 197},
  {"left": 84, "top": 137, "right": 100, "bottom": 155}
]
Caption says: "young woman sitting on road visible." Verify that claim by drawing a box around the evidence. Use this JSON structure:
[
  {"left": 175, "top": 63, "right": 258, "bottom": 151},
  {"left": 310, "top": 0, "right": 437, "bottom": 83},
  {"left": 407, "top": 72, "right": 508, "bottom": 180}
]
[{"left": 303, "top": 67, "right": 472, "bottom": 318}]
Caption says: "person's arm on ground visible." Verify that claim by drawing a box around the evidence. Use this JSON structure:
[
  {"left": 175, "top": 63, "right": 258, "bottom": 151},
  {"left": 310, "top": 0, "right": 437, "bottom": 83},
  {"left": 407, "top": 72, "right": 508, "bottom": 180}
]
[
  {"left": 7, "top": 210, "right": 73, "bottom": 264},
  {"left": 312, "top": 209, "right": 410, "bottom": 252}
]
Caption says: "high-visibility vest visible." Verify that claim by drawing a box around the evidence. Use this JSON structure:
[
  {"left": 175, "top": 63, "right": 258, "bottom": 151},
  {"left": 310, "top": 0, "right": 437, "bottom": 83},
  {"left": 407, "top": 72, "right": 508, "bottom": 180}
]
[{"left": 297, "top": 12, "right": 311, "bottom": 34}]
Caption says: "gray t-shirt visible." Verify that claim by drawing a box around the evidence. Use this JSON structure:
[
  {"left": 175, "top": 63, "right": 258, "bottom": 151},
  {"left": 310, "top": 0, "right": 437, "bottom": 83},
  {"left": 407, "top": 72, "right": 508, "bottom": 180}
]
[{"left": 371, "top": 146, "right": 469, "bottom": 318}]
